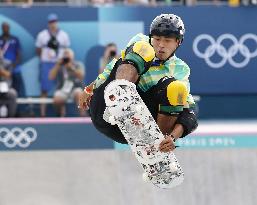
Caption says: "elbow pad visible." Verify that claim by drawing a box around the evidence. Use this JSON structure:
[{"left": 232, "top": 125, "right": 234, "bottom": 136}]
[{"left": 176, "top": 108, "right": 198, "bottom": 138}]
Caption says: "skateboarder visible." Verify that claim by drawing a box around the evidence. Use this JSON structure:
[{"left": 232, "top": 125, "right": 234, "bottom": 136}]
[{"left": 79, "top": 14, "right": 198, "bottom": 152}]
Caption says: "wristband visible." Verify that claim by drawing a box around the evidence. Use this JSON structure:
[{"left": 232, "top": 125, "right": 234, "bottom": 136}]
[{"left": 84, "top": 86, "right": 93, "bottom": 94}]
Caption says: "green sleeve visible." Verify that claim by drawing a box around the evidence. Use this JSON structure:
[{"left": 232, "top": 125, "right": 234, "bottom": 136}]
[{"left": 94, "top": 59, "right": 117, "bottom": 89}]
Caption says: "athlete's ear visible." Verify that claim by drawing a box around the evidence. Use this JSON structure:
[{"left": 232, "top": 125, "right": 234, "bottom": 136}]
[
  {"left": 177, "top": 38, "right": 183, "bottom": 47},
  {"left": 176, "top": 39, "right": 181, "bottom": 47}
]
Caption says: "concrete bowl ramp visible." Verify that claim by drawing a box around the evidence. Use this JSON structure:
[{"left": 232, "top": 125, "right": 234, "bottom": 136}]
[{"left": 0, "top": 149, "right": 256, "bottom": 205}]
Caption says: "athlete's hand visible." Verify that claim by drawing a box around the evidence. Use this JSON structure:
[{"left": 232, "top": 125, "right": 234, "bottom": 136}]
[
  {"left": 78, "top": 90, "right": 93, "bottom": 110},
  {"left": 159, "top": 135, "right": 176, "bottom": 153}
]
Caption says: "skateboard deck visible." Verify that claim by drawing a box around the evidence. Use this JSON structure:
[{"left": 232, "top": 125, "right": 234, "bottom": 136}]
[{"left": 103, "top": 79, "right": 184, "bottom": 189}]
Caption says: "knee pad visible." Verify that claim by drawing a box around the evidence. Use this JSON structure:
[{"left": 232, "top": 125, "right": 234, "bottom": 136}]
[
  {"left": 166, "top": 80, "right": 188, "bottom": 106},
  {"left": 156, "top": 78, "right": 188, "bottom": 115}
]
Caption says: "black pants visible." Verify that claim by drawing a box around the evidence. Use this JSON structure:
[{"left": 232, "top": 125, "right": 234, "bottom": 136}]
[
  {"left": 90, "top": 61, "right": 130, "bottom": 143},
  {"left": 90, "top": 61, "right": 176, "bottom": 144},
  {"left": 0, "top": 88, "right": 17, "bottom": 117}
]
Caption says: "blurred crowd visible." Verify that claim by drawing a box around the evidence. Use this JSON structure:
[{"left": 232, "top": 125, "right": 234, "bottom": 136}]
[
  {"left": 1, "top": 0, "right": 257, "bottom": 6},
  {"left": 0, "top": 14, "right": 84, "bottom": 117},
  {"left": 0, "top": 12, "right": 122, "bottom": 118}
]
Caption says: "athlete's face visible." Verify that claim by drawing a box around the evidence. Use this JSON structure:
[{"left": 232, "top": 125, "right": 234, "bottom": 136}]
[{"left": 151, "top": 35, "right": 180, "bottom": 61}]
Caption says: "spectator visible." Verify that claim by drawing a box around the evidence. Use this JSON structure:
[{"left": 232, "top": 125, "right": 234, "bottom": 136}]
[
  {"left": 3, "top": 0, "right": 33, "bottom": 5},
  {"left": 241, "top": 0, "right": 257, "bottom": 5},
  {"left": 49, "top": 48, "right": 85, "bottom": 117},
  {"left": 0, "top": 49, "right": 17, "bottom": 117},
  {"left": 35, "top": 13, "right": 70, "bottom": 117},
  {"left": 185, "top": 0, "right": 197, "bottom": 6},
  {"left": 99, "top": 43, "right": 118, "bottom": 74},
  {"left": 0, "top": 22, "right": 24, "bottom": 97},
  {"left": 89, "top": 0, "right": 115, "bottom": 5},
  {"left": 124, "top": 0, "right": 149, "bottom": 5}
]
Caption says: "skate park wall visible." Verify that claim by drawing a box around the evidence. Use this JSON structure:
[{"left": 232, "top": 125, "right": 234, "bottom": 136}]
[
  {"left": 0, "top": 149, "right": 256, "bottom": 205},
  {"left": 0, "top": 119, "right": 256, "bottom": 205}
]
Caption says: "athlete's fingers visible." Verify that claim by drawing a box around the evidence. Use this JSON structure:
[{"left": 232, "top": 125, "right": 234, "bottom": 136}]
[
  {"left": 159, "top": 143, "right": 171, "bottom": 151},
  {"left": 159, "top": 138, "right": 172, "bottom": 147},
  {"left": 78, "top": 92, "right": 86, "bottom": 107},
  {"left": 159, "top": 139, "right": 172, "bottom": 152},
  {"left": 81, "top": 102, "right": 87, "bottom": 110},
  {"left": 159, "top": 140, "right": 176, "bottom": 152},
  {"left": 84, "top": 97, "right": 92, "bottom": 110},
  {"left": 78, "top": 91, "right": 92, "bottom": 110},
  {"left": 160, "top": 145, "right": 175, "bottom": 152},
  {"left": 160, "top": 145, "right": 172, "bottom": 152}
]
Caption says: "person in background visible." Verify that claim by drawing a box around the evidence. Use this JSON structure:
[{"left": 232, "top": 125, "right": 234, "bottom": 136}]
[
  {"left": 35, "top": 13, "right": 70, "bottom": 117},
  {"left": 0, "top": 22, "right": 25, "bottom": 97},
  {"left": 99, "top": 43, "right": 118, "bottom": 74},
  {"left": 3, "top": 0, "right": 33, "bottom": 4},
  {"left": 49, "top": 48, "right": 85, "bottom": 117},
  {"left": 0, "top": 49, "right": 17, "bottom": 117}
]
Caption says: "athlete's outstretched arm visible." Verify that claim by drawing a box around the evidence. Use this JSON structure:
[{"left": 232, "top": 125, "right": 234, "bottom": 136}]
[
  {"left": 157, "top": 80, "right": 189, "bottom": 152},
  {"left": 158, "top": 114, "right": 183, "bottom": 152},
  {"left": 158, "top": 110, "right": 198, "bottom": 152}
]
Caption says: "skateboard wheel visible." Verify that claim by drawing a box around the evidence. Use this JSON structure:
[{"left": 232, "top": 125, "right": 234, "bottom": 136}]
[
  {"left": 136, "top": 105, "right": 144, "bottom": 113},
  {"left": 142, "top": 172, "right": 150, "bottom": 182},
  {"left": 109, "top": 116, "right": 117, "bottom": 125},
  {"left": 169, "top": 162, "right": 178, "bottom": 172}
]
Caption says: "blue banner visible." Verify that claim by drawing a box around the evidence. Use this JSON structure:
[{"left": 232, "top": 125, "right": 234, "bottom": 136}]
[
  {"left": 1, "top": 118, "right": 257, "bottom": 150},
  {"left": 0, "top": 6, "right": 256, "bottom": 95},
  {"left": 0, "top": 118, "right": 113, "bottom": 150},
  {"left": 115, "top": 136, "right": 257, "bottom": 149}
]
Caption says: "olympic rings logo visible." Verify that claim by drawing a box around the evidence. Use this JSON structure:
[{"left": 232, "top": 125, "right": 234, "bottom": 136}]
[
  {"left": 192, "top": 33, "right": 257, "bottom": 68},
  {"left": 0, "top": 127, "right": 37, "bottom": 148}
]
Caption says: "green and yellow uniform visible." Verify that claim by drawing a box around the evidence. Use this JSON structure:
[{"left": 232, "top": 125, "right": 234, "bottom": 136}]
[
  {"left": 95, "top": 33, "right": 195, "bottom": 114},
  {"left": 90, "top": 15, "right": 198, "bottom": 144}
]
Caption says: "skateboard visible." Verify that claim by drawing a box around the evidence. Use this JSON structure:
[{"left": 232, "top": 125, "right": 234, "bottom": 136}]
[{"left": 103, "top": 79, "right": 184, "bottom": 189}]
